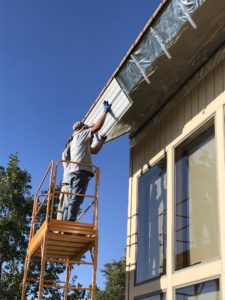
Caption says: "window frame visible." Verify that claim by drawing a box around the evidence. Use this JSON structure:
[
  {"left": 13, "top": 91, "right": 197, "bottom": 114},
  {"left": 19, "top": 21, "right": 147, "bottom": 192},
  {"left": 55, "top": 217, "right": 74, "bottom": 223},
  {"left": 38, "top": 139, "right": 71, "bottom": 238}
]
[
  {"left": 173, "top": 119, "right": 219, "bottom": 271},
  {"left": 174, "top": 277, "right": 220, "bottom": 299}
]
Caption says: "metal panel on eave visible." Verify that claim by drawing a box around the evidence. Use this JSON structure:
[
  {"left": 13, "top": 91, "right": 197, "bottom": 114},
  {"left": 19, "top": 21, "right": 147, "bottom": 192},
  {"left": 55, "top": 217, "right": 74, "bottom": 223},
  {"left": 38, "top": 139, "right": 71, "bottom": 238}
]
[{"left": 83, "top": 78, "right": 132, "bottom": 138}]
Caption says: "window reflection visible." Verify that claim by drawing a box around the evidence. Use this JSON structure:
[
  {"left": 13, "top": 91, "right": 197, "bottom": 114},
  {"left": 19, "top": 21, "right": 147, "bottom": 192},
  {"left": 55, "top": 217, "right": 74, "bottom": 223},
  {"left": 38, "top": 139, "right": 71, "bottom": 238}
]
[
  {"left": 176, "top": 279, "right": 219, "bottom": 300},
  {"left": 175, "top": 124, "right": 219, "bottom": 270},
  {"left": 136, "top": 159, "right": 167, "bottom": 283}
]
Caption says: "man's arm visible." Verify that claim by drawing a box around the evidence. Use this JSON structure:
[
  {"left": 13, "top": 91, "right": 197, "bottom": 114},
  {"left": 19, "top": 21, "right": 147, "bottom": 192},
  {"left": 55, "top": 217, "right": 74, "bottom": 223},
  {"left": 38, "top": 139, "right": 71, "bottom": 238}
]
[
  {"left": 91, "top": 135, "right": 107, "bottom": 155},
  {"left": 90, "top": 101, "right": 111, "bottom": 134},
  {"left": 91, "top": 140, "right": 104, "bottom": 155}
]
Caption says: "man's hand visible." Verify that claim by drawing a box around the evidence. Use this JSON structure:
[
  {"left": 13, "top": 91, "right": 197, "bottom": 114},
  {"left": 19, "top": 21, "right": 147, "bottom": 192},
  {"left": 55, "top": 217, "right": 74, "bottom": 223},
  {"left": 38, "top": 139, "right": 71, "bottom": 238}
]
[
  {"left": 100, "top": 134, "right": 107, "bottom": 141},
  {"left": 103, "top": 101, "right": 111, "bottom": 113}
]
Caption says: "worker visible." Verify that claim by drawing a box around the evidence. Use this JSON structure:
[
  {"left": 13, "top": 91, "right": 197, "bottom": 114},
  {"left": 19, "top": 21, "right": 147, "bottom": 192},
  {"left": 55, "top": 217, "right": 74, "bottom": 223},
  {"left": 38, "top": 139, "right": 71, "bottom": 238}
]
[
  {"left": 56, "top": 136, "right": 72, "bottom": 220},
  {"left": 63, "top": 101, "right": 110, "bottom": 221}
]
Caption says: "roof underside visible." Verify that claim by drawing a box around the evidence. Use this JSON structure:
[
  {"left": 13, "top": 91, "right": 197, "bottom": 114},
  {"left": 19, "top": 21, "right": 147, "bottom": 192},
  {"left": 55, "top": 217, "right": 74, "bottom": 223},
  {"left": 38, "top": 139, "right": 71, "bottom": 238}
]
[{"left": 84, "top": 0, "right": 225, "bottom": 141}]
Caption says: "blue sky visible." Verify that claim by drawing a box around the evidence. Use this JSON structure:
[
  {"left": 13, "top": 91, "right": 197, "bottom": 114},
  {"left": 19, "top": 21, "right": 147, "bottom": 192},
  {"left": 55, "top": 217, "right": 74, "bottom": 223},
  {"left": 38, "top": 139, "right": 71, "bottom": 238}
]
[{"left": 0, "top": 0, "right": 160, "bottom": 290}]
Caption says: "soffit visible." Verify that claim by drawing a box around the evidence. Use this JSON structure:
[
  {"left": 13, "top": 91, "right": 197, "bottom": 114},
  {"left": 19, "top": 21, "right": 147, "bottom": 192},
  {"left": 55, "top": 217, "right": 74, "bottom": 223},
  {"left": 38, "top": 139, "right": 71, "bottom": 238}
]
[{"left": 84, "top": 0, "right": 225, "bottom": 141}]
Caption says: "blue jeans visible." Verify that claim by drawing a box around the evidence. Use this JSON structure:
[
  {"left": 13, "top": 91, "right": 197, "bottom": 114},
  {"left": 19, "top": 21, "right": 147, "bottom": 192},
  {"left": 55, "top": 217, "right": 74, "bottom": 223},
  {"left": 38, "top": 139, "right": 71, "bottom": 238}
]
[{"left": 63, "top": 170, "right": 92, "bottom": 221}]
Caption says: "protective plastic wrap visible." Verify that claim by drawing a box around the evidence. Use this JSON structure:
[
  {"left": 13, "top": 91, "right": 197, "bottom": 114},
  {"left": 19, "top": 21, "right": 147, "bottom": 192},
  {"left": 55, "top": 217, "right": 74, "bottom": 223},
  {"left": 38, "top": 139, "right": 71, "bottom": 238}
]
[{"left": 116, "top": 0, "right": 205, "bottom": 94}]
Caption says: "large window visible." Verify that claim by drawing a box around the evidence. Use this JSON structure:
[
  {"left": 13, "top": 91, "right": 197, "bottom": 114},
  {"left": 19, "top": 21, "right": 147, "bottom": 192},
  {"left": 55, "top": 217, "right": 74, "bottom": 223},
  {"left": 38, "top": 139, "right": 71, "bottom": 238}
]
[
  {"left": 175, "top": 279, "right": 220, "bottom": 299},
  {"left": 175, "top": 122, "right": 219, "bottom": 270},
  {"left": 136, "top": 159, "right": 167, "bottom": 284}
]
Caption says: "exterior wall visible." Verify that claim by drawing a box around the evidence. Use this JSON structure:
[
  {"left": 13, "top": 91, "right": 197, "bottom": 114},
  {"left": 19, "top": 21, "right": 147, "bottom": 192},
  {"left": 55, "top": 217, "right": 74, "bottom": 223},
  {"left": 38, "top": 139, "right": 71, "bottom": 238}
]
[{"left": 126, "top": 59, "right": 225, "bottom": 299}]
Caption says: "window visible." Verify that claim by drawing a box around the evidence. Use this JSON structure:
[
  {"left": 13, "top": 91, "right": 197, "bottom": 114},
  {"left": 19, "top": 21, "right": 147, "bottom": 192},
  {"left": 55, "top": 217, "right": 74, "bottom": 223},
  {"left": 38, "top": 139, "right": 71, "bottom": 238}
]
[
  {"left": 138, "top": 293, "right": 166, "bottom": 300},
  {"left": 175, "top": 123, "right": 219, "bottom": 270},
  {"left": 176, "top": 279, "right": 220, "bottom": 299},
  {"left": 136, "top": 159, "right": 167, "bottom": 284}
]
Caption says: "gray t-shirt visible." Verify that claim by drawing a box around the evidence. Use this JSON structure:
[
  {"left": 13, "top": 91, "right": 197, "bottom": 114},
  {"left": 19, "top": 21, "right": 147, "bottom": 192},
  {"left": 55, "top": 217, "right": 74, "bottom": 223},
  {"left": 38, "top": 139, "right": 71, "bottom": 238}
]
[{"left": 68, "top": 128, "right": 93, "bottom": 174}]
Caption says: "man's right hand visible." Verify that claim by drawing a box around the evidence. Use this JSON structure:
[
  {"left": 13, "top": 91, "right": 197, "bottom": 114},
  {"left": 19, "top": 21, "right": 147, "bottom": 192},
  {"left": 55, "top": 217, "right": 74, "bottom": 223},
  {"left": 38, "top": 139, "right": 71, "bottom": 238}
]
[{"left": 103, "top": 101, "right": 111, "bottom": 113}]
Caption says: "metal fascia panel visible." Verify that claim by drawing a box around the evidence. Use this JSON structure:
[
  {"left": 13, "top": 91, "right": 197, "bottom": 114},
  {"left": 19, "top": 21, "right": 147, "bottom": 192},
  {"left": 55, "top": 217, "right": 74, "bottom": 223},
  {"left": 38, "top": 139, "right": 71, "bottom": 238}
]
[{"left": 84, "top": 78, "right": 132, "bottom": 137}]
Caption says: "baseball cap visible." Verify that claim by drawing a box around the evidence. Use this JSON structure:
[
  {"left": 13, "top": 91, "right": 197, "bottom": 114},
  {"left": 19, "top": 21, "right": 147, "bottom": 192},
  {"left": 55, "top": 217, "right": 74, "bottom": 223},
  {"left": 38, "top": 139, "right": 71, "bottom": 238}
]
[{"left": 72, "top": 121, "right": 89, "bottom": 131}]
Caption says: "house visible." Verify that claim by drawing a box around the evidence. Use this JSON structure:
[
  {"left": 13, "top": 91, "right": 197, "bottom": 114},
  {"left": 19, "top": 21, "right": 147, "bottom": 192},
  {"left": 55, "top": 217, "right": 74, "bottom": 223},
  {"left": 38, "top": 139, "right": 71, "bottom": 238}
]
[{"left": 84, "top": 0, "right": 225, "bottom": 298}]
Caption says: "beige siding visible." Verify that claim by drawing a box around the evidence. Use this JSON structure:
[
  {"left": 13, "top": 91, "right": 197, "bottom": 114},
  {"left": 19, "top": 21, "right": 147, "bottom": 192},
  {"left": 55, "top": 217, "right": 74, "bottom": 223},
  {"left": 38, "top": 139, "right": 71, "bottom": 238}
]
[
  {"left": 131, "top": 61, "right": 225, "bottom": 177},
  {"left": 126, "top": 59, "right": 225, "bottom": 299}
]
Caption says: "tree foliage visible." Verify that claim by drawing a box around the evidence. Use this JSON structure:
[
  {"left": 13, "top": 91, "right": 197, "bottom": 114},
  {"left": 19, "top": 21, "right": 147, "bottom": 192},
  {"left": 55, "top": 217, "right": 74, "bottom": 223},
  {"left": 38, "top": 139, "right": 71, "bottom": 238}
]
[
  {"left": 94, "top": 257, "right": 126, "bottom": 300},
  {"left": 0, "top": 154, "right": 33, "bottom": 299}
]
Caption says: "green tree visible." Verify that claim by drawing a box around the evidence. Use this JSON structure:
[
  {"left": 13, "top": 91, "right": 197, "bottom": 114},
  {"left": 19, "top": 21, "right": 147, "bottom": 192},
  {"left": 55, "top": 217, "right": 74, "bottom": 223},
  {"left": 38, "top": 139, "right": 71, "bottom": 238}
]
[
  {"left": 0, "top": 154, "right": 65, "bottom": 299},
  {"left": 93, "top": 257, "right": 126, "bottom": 300},
  {"left": 0, "top": 154, "right": 33, "bottom": 299}
]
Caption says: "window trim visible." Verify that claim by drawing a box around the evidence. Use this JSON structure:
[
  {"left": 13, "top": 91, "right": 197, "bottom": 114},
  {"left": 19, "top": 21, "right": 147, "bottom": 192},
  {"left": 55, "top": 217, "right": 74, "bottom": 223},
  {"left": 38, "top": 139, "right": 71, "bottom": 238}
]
[{"left": 134, "top": 290, "right": 166, "bottom": 300}]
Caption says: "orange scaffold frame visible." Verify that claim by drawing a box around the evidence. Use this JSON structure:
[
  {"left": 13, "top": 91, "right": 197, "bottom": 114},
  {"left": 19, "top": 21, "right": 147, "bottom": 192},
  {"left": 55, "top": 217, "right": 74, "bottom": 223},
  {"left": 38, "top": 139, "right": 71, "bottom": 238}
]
[{"left": 21, "top": 160, "right": 100, "bottom": 300}]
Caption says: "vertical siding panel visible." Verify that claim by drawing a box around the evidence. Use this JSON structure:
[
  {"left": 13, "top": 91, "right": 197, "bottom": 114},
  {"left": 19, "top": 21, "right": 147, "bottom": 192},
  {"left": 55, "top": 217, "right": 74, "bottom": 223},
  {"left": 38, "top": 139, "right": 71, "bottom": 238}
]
[
  {"left": 214, "top": 64, "right": 223, "bottom": 98},
  {"left": 223, "top": 60, "right": 225, "bottom": 91},
  {"left": 144, "top": 131, "right": 150, "bottom": 166},
  {"left": 198, "top": 79, "right": 207, "bottom": 111},
  {"left": 132, "top": 146, "right": 137, "bottom": 176},
  {"left": 143, "top": 136, "right": 149, "bottom": 168},
  {"left": 159, "top": 119, "right": 165, "bottom": 150},
  {"left": 184, "top": 94, "right": 192, "bottom": 124},
  {"left": 171, "top": 105, "right": 178, "bottom": 140},
  {"left": 154, "top": 124, "right": 161, "bottom": 155},
  {"left": 164, "top": 113, "right": 172, "bottom": 146},
  {"left": 206, "top": 71, "right": 215, "bottom": 106},
  {"left": 139, "top": 142, "right": 145, "bottom": 173},
  {"left": 133, "top": 145, "right": 141, "bottom": 175},
  {"left": 149, "top": 134, "right": 155, "bottom": 165},
  {"left": 177, "top": 100, "right": 185, "bottom": 134},
  {"left": 191, "top": 87, "right": 199, "bottom": 117}
]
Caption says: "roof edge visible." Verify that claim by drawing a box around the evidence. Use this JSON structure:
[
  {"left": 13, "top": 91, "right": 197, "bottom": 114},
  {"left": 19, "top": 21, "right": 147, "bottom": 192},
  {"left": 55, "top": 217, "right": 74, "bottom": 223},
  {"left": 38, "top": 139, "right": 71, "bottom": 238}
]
[{"left": 83, "top": 0, "right": 169, "bottom": 123}]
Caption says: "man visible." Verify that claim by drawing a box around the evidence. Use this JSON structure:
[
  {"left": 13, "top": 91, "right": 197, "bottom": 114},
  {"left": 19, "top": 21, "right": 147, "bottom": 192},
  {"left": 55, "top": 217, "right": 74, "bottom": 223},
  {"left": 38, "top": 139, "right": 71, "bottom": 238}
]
[
  {"left": 56, "top": 137, "right": 72, "bottom": 220},
  {"left": 63, "top": 101, "right": 110, "bottom": 221}
]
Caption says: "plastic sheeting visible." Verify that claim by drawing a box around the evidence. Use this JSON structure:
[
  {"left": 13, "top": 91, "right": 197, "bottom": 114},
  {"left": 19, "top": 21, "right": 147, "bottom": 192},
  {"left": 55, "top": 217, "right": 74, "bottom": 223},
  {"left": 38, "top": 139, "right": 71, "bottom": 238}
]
[{"left": 116, "top": 0, "right": 205, "bottom": 94}]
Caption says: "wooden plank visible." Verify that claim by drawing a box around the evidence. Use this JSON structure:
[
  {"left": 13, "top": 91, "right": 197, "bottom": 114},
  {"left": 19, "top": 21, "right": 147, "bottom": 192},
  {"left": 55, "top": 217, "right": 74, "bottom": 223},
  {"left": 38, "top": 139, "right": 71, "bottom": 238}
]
[
  {"left": 44, "top": 258, "right": 93, "bottom": 265},
  {"left": 49, "top": 229, "right": 94, "bottom": 236},
  {"left": 47, "top": 245, "right": 82, "bottom": 252},
  {"left": 46, "top": 232, "right": 94, "bottom": 243},
  {"left": 49, "top": 223, "right": 94, "bottom": 231},
  {"left": 50, "top": 220, "right": 94, "bottom": 228},
  {"left": 47, "top": 248, "right": 80, "bottom": 254},
  {"left": 46, "top": 240, "right": 87, "bottom": 248},
  {"left": 48, "top": 225, "right": 95, "bottom": 235},
  {"left": 28, "top": 221, "right": 47, "bottom": 248}
]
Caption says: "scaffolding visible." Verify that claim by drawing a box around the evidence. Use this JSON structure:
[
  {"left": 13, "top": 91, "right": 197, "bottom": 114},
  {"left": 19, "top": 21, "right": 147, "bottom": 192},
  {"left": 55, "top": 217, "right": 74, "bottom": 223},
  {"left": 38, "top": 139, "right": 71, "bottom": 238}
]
[{"left": 21, "top": 160, "right": 100, "bottom": 300}]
